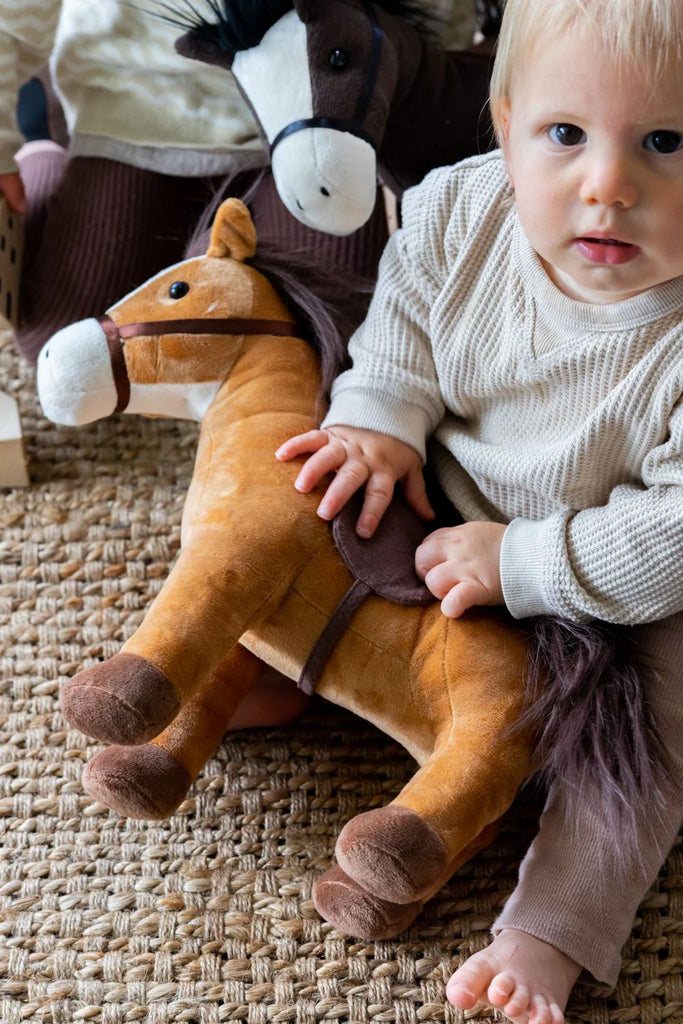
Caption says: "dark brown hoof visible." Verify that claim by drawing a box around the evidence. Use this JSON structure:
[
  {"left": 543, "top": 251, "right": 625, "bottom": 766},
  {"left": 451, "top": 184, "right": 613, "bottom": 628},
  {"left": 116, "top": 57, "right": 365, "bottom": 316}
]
[
  {"left": 313, "top": 864, "right": 424, "bottom": 939},
  {"left": 335, "top": 804, "right": 448, "bottom": 904},
  {"left": 60, "top": 652, "right": 180, "bottom": 744},
  {"left": 82, "top": 744, "right": 192, "bottom": 819}
]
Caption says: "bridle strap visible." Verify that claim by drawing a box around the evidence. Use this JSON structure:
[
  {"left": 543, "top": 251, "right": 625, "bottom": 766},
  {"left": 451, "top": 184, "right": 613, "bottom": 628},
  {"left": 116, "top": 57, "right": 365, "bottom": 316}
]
[
  {"left": 115, "top": 317, "right": 301, "bottom": 339},
  {"left": 270, "top": 0, "right": 383, "bottom": 156},
  {"left": 99, "top": 314, "right": 130, "bottom": 414},
  {"left": 98, "top": 314, "right": 302, "bottom": 414},
  {"left": 271, "top": 116, "right": 375, "bottom": 153}
]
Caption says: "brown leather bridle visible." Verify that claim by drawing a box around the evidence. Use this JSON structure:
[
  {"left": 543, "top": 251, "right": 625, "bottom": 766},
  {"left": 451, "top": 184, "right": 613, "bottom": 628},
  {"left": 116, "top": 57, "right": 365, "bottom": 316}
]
[{"left": 98, "top": 314, "right": 302, "bottom": 414}]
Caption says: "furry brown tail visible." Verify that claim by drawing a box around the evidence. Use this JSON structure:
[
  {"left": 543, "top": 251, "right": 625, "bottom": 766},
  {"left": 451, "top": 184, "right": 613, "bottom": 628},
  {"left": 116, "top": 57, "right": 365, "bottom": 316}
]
[{"left": 521, "top": 617, "right": 670, "bottom": 851}]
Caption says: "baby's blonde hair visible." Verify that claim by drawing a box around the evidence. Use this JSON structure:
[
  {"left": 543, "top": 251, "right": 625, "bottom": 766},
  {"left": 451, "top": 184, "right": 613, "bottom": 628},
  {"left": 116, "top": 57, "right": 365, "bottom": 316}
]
[{"left": 490, "top": 0, "right": 683, "bottom": 140}]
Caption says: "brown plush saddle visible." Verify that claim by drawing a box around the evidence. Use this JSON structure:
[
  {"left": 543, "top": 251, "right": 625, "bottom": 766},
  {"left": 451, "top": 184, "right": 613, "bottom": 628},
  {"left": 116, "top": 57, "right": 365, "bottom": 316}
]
[{"left": 297, "top": 492, "right": 435, "bottom": 695}]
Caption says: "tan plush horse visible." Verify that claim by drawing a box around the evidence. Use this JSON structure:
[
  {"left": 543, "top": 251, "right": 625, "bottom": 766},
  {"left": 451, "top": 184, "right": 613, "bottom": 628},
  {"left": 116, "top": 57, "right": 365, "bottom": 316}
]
[{"left": 37, "top": 197, "right": 532, "bottom": 938}]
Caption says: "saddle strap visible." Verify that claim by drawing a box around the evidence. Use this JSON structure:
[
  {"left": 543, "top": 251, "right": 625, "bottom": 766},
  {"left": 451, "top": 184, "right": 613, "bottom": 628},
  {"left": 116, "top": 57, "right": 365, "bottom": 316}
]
[{"left": 297, "top": 579, "right": 371, "bottom": 696}]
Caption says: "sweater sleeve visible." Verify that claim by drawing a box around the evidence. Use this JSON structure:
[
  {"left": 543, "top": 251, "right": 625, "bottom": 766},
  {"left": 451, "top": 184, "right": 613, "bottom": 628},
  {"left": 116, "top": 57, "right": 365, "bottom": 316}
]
[
  {"left": 322, "top": 168, "right": 456, "bottom": 460},
  {"left": 501, "top": 395, "right": 683, "bottom": 624},
  {"left": 0, "top": 1, "right": 61, "bottom": 173}
]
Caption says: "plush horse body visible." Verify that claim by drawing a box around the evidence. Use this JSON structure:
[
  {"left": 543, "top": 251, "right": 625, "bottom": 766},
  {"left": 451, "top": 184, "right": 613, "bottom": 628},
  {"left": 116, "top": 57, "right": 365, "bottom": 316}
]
[
  {"left": 171, "top": 0, "right": 493, "bottom": 234},
  {"left": 38, "top": 199, "right": 531, "bottom": 938},
  {"left": 38, "top": 199, "right": 660, "bottom": 939}
]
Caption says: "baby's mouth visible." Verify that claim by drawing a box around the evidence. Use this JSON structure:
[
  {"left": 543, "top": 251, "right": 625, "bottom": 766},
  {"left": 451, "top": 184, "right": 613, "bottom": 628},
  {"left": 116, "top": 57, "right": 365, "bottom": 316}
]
[
  {"left": 582, "top": 236, "right": 629, "bottom": 246},
  {"left": 575, "top": 236, "right": 640, "bottom": 265}
]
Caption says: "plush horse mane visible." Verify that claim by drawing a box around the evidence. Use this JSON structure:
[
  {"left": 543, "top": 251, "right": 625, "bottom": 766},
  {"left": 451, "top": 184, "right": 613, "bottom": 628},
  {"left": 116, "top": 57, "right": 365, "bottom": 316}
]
[
  {"left": 153, "top": 0, "right": 437, "bottom": 56},
  {"left": 152, "top": 0, "right": 293, "bottom": 52},
  {"left": 186, "top": 178, "right": 357, "bottom": 404},
  {"left": 246, "top": 243, "right": 354, "bottom": 402}
]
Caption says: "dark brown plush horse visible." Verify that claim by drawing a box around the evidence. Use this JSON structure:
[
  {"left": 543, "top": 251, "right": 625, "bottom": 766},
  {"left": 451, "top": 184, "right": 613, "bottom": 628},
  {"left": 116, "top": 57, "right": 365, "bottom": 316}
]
[{"left": 167, "top": 0, "right": 493, "bottom": 234}]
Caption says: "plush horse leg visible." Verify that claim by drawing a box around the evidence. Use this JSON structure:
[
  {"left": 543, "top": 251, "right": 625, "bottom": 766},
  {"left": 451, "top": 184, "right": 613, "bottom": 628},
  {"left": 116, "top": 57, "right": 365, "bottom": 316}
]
[
  {"left": 80, "top": 643, "right": 263, "bottom": 818},
  {"left": 333, "top": 732, "right": 530, "bottom": 906},
  {"left": 313, "top": 821, "right": 500, "bottom": 940},
  {"left": 61, "top": 513, "right": 327, "bottom": 745},
  {"left": 60, "top": 341, "right": 325, "bottom": 746},
  {"left": 315, "top": 610, "right": 531, "bottom": 907},
  {"left": 60, "top": 538, "right": 243, "bottom": 744}
]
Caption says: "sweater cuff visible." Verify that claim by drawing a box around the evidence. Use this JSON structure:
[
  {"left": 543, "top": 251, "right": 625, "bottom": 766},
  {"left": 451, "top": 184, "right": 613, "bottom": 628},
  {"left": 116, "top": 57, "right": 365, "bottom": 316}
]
[
  {"left": 500, "top": 516, "right": 559, "bottom": 619},
  {"left": 322, "top": 389, "right": 433, "bottom": 462}
]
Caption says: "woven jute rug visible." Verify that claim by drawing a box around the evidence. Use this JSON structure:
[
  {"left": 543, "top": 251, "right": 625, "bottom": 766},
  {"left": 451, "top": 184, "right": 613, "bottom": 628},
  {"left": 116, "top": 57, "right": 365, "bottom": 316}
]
[{"left": 1, "top": 332, "right": 681, "bottom": 1024}]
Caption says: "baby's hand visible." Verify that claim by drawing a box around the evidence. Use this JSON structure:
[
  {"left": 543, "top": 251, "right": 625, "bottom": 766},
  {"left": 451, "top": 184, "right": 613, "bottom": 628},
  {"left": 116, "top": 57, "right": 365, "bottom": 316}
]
[
  {"left": 0, "top": 172, "right": 26, "bottom": 214},
  {"left": 415, "top": 522, "right": 506, "bottom": 617},
  {"left": 276, "top": 425, "right": 434, "bottom": 538}
]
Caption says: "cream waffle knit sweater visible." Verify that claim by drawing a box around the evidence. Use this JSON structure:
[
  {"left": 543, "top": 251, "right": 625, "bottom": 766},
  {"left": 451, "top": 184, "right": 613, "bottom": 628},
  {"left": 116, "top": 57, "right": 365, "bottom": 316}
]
[
  {"left": 0, "top": 0, "right": 263, "bottom": 177},
  {"left": 323, "top": 151, "right": 683, "bottom": 625}
]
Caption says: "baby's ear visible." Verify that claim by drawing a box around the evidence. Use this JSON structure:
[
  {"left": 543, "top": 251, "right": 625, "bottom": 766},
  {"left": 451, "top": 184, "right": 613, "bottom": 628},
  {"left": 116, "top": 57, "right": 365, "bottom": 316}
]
[
  {"left": 495, "top": 98, "right": 512, "bottom": 145},
  {"left": 207, "top": 199, "right": 257, "bottom": 261},
  {"left": 495, "top": 98, "right": 515, "bottom": 184}
]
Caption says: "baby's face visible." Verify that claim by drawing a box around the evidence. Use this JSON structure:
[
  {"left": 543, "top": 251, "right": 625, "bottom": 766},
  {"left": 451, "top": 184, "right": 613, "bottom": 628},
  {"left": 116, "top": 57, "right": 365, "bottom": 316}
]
[{"left": 498, "top": 28, "right": 683, "bottom": 304}]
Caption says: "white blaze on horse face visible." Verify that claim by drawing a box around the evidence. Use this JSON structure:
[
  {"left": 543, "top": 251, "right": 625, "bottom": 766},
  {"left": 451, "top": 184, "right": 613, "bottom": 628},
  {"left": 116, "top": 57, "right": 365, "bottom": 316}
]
[
  {"left": 232, "top": 12, "right": 312, "bottom": 144},
  {"left": 232, "top": 10, "right": 377, "bottom": 235},
  {"left": 37, "top": 318, "right": 118, "bottom": 426}
]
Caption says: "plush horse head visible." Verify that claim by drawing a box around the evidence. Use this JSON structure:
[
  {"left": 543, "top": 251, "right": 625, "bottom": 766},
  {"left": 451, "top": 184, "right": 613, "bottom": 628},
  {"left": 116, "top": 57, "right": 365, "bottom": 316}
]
[
  {"left": 171, "top": 0, "right": 492, "bottom": 234},
  {"left": 37, "top": 199, "right": 662, "bottom": 939}
]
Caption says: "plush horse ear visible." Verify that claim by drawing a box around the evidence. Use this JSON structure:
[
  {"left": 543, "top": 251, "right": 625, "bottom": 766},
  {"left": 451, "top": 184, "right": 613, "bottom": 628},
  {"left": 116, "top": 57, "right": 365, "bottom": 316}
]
[
  {"left": 292, "top": 0, "right": 316, "bottom": 22},
  {"left": 207, "top": 199, "right": 258, "bottom": 261},
  {"left": 175, "top": 32, "right": 235, "bottom": 70}
]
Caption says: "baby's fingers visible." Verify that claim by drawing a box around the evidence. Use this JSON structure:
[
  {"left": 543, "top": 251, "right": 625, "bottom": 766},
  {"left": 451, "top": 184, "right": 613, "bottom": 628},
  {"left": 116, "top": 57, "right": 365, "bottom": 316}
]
[
  {"left": 421, "top": 560, "right": 487, "bottom": 617},
  {"left": 414, "top": 530, "right": 452, "bottom": 580},
  {"left": 0, "top": 172, "right": 26, "bottom": 214},
  {"left": 355, "top": 472, "right": 397, "bottom": 538},
  {"left": 440, "top": 580, "right": 489, "bottom": 618},
  {"left": 276, "top": 429, "right": 329, "bottom": 462},
  {"left": 315, "top": 459, "right": 371, "bottom": 522},
  {"left": 402, "top": 465, "right": 435, "bottom": 522},
  {"left": 292, "top": 442, "right": 348, "bottom": 494}
]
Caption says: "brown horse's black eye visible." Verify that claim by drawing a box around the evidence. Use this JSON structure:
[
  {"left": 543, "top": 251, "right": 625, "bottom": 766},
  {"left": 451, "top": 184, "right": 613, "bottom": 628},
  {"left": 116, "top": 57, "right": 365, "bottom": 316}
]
[
  {"left": 169, "top": 281, "right": 190, "bottom": 299},
  {"left": 329, "top": 48, "right": 348, "bottom": 69}
]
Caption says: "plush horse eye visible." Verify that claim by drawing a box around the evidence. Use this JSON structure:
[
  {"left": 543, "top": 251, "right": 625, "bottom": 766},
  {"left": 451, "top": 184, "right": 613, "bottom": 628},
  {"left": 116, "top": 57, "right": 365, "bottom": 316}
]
[
  {"left": 328, "top": 48, "right": 348, "bottom": 69},
  {"left": 169, "top": 281, "right": 190, "bottom": 299}
]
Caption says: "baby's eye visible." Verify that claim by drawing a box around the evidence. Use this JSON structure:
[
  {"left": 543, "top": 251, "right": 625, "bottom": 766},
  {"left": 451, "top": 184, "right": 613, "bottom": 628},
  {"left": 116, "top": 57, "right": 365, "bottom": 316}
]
[
  {"left": 643, "top": 130, "right": 682, "bottom": 154},
  {"left": 548, "top": 123, "right": 586, "bottom": 146}
]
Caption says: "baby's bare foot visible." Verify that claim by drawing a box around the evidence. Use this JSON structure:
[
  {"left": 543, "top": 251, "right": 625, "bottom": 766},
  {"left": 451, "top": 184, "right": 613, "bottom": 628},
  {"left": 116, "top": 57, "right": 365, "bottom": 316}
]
[
  {"left": 446, "top": 929, "right": 581, "bottom": 1024},
  {"left": 227, "top": 668, "right": 310, "bottom": 730}
]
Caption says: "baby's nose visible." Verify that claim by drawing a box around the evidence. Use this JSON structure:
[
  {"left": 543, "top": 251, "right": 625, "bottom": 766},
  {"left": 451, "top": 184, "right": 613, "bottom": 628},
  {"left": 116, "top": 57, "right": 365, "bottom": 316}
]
[{"left": 580, "top": 152, "right": 638, "bottom": 208}]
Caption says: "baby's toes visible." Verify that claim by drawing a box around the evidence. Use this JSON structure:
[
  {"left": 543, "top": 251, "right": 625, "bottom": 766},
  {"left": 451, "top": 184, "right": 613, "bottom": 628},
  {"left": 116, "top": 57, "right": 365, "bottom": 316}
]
[
  {"left": 527, "top": 994, "right": 553, "bottom": 1024},
  {"left": 446, "top": 956, "right": 498, "bottom": 1010},
  {"left": 549, "top": 1002, "right": 565, "bottom": 1024},
  {"left": 489, "top": 974, "right": 531, "bottom": 1019}
]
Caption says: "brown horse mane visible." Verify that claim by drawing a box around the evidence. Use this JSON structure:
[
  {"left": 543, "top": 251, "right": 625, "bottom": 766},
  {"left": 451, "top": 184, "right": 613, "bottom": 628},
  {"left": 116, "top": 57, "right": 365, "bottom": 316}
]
[
  {"left": 185, "top": 175, "right": 367, "bottom": 409},
  {"left": 245, "top": 243, "right": 358, "bottom": 406},
  {"left": 151, "top": 0, "right": 437, "bottom": 58}
]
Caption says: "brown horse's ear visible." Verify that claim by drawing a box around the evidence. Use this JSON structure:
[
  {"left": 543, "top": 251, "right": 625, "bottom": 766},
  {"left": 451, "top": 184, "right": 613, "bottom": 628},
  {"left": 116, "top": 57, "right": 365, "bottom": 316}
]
[
  {"left": 175, "top": 31, "right": 235, "bottom": 70},
  {"left": 292, "top": 0, "right": 316, "bottom": 22},
  {"left": 206, "top": 199, "right": 257, "bottom": 261}
]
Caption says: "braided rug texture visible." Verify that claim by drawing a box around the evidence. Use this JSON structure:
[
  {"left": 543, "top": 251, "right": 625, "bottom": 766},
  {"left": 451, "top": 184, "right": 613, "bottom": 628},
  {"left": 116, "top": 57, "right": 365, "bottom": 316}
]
[{"left": 1, "top": 334, "right": 681, "bottom": 1024}]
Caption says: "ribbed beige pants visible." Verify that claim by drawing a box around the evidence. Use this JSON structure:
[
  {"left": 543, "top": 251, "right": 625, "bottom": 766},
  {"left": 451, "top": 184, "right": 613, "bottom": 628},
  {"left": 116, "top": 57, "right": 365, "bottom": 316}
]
[{"left": 494, "top": 611, "right": 683, "bottom": 987}]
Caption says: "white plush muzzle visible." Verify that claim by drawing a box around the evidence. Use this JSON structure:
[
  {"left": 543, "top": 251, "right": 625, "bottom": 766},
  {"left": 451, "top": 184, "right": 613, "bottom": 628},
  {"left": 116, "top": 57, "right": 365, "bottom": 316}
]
[
  {"left": 271, "top": 129, "right": 377, "bottom": 235},
  {"left": 37, "top": 318, "right": 117, "bottom": 426}
]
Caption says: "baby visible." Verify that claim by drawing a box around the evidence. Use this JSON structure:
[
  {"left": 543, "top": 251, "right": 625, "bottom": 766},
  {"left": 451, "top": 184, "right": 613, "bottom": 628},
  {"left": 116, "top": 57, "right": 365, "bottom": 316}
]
[{"left": 277, "top": 0, "right": 683, "bottom": 1020}]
